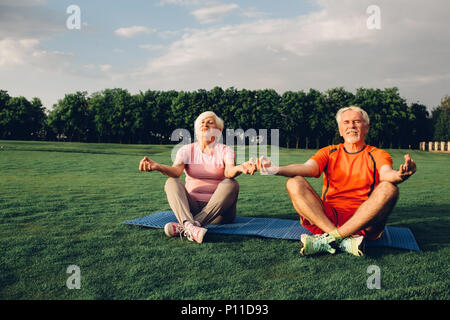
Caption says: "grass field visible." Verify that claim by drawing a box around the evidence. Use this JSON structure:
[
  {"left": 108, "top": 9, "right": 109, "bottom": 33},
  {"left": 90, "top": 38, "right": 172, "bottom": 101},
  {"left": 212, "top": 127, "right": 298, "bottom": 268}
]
[{"left": 0, "top": 140, "right": 449, "bottom": 300}]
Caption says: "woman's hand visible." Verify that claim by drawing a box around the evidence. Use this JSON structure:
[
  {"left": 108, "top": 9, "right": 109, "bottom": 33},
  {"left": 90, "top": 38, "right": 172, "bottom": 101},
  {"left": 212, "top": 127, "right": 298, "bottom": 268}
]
[
  {"left": 139, "top": 156, "right": 158, "bottom": 172},
  {"left": 240, "top": 158, "right": 257, "bottom": 175}
]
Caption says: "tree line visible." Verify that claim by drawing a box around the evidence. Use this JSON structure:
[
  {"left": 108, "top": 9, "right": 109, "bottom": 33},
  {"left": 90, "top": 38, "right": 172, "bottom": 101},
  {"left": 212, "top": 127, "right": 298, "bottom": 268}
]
[{"left": 1, "top": 87, "right": 449, "bottom": 149}]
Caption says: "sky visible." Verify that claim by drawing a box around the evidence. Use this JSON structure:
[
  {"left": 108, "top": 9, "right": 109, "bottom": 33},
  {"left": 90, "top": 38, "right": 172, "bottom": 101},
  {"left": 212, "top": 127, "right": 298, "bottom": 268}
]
[{"left": 1, "top": 0, "right": 449, "bottom": 111}]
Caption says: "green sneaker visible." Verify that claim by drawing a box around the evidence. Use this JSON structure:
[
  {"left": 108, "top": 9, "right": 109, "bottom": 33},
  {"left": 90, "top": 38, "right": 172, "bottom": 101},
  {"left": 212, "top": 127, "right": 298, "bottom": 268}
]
[
  {"left": 299, "top": 233, "right": 337, "bottom": 256},
  {"left": 338, "top": 235, "right": 365, "bottom": 257}
]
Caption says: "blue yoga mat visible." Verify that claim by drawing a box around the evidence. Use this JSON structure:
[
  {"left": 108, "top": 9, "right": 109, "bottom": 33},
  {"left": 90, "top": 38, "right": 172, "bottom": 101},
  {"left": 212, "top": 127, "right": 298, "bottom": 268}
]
[{"left": 124, "top": 211, "right": 420, "bottom": 251}]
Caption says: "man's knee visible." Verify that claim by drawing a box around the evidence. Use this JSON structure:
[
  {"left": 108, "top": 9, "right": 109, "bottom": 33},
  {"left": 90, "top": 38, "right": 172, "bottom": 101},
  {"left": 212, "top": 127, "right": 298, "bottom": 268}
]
[
  {"left": 286, "top": 176, "right": 309, "bottom": 195},
  {"left": 376, "top": 181, "right": 399, "bottom": 201}
]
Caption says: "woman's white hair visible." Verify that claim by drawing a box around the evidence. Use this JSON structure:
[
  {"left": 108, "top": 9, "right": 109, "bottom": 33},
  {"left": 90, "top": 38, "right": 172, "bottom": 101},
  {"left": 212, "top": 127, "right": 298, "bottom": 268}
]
[
  {"left": 336, "top": 106, "right": 370, "bottom": 125},
  {"left": 194, "top": 111, "right": 224, "bottom": 141}
]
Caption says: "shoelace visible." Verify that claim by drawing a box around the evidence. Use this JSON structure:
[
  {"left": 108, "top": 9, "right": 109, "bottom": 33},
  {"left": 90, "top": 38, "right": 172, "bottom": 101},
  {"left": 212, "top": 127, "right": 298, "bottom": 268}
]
[
  {"left": 185, "top": 225, "right": 197, "bottom": 242},
  {"left": 184, "top": 222, "right": 201, "bottom": 242},
  {"left": 312, "top": 234, "right": 334, "bottom": 251},
  {"left": 175, "top": 224, "right": 185, "bottom": 241},
  {"left": 339, "top": 236, "right": 364, "bottom": 255},
  {"left": 312, "top": 234, "right": 329, "bottom": 250}
]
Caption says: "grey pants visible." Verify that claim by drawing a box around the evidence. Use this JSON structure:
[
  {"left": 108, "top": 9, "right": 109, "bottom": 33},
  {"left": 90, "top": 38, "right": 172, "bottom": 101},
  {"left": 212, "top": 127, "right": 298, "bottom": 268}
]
[{"left": 164, "top": 177, "right": 239, "bottom": 227}]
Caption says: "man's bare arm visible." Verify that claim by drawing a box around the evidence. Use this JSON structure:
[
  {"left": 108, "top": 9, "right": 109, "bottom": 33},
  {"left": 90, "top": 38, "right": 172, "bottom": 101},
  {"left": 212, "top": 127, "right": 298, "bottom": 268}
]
[
  {"left": 276, "top": 160, "right": 320, "bottom": 177},
  {"left": 379, "top": 154, "right": 417, "bottom": 185},
  {"left": 257, "top": 156, "right": 320, "bottom": 177}
]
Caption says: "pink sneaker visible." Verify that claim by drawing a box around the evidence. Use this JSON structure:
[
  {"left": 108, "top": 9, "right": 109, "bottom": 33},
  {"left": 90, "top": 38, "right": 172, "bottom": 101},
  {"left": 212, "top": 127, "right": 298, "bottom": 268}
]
[
  {"left": 164, "top": 222, "right": 184, "bottom": 238},
  {"left": 184, "top": 223, "right": 207, "bottom": 243}
]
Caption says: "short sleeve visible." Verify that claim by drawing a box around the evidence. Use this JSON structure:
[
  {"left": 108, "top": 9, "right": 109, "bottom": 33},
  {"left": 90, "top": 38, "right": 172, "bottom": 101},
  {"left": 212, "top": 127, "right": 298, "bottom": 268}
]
[
  {"left": 174, "top": 144, "right": 190, "bottom": 166},
  {"left": 372, "top": 149, "right": 393, "bottom": 169},
  {"left": 310, "top": 146, "right": 331, "bottom": 177},
  {"left": 224, "top": 145, "right": 235, "bottom": 164}
]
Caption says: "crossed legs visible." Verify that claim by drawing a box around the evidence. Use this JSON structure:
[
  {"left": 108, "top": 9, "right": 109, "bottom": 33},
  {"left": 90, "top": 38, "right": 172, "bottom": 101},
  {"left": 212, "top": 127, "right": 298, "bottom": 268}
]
[
  {"left": 286, "top": 176, "right": 399, "bottom": 239},
  {"left": 164, "top": 177, "right": 239, "bottom": 227}
]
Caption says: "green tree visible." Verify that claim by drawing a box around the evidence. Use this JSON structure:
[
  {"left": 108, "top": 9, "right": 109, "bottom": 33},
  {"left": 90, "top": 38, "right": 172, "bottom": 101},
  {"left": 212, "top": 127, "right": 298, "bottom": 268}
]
[
  {"left": 218, "top": 87, "right": 239, "bottom": 130},
  {"left": 432, "top": 95, "right": 450, "bottom": 141},
  {"left": 407, "top": 102, "right": 431, "bottom": 148},
  {"left": 89, "top": 88, "right": 136, "bottom": 143},
  {"left": 305, "top": 89, "right": 327, "bottom": 149},
  {"left": 353, "top": 87, "right": 408, "bottom": 148},
  {"left": 324, "top": 87, "right": 355, "bottom": 145},
  {"left": 47, "top": 92, "right": 91, "bottom": 142},
  {"left": 0, "top": 94, "right": 46, "bottom": 140},
  {"left": 169, "top": 91, "right": 202, "bottom": 141},
  {"left": 280, "top": 91, "right": 307, "bottom": 148}
]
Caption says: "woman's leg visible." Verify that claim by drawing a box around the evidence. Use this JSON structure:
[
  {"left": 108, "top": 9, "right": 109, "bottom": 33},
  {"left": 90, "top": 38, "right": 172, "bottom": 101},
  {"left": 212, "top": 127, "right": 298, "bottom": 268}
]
[
  {"left": 164, "top": 177, "right": 200, "bottom": 225},
  {"left": 194, "top": 179, "right": 239, "bottom": 226}
]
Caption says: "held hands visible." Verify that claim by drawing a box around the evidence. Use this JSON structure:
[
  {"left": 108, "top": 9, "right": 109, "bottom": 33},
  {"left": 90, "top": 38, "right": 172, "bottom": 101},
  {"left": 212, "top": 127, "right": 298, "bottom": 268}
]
[
  {"left": 398, "top": 154, "right": 416, "bottom": 181},
  {"left": 240, "top": 157, "right": 257, "bottom": 175},
  {"left": 138, "top": 156, "right": 158, "bottom": 172}
]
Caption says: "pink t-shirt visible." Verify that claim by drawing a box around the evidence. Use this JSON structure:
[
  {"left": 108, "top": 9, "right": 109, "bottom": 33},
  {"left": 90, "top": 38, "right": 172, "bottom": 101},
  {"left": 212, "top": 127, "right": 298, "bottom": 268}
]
[{"left": 174, "top": 142, "right": 235, "bottom": 202}]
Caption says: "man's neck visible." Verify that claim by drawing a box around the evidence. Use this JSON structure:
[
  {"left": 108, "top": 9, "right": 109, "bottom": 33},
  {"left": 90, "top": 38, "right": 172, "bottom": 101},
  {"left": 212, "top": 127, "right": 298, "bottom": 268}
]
[{"left": 343, "top": 141, "right": 366, "bottom": 153}]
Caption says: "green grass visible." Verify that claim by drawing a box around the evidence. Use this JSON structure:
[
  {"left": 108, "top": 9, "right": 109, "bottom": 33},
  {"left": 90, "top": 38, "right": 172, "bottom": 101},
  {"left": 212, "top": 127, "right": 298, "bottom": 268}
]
[{"left": 0, "top": 140, "right": 449, "bottom": 300}]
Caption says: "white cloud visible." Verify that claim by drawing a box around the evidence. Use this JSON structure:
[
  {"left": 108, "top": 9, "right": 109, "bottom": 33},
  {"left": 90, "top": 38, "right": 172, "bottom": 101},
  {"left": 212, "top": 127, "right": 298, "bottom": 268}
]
[
  {"left": 191, "top": 3, "right": 239, "bottom": 24},
  {"left": 114, "top": 26, "right": 156, "bottom": 38},
  {"left": 0, "top": 38, "right": 73, "bottom": 68},
  {"left": 0, "top": 1, "right": 64, "bottom": 39},
  {"left": 0, "top": 0, "right": 47, "bottom": 7},
  {"left": 240, "top": 7, "right": 268, "bottom": 19},
  {"left": 99, "top": 64, "right": 112, "bottom": 72},
  {"left": 157, "top": 30, "right": 181, "bottom": 39},
  {"left": 2, "top": 0, "right": 449, "bottom": 111},
  {"left": 158, "top": 0, "right": 207, "bottom": 6},
  {"left": 136, "top": 0, "right": 450, "bottom": 109},
  {"left": 139, "top": 44, "right": 165, "bottom": 51}
]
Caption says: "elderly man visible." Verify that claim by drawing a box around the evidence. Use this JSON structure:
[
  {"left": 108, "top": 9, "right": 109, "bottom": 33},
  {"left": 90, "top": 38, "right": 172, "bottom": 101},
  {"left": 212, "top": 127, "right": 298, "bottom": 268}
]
[{"left": 257, "top": 106, "right": 416, "bottom": 256}]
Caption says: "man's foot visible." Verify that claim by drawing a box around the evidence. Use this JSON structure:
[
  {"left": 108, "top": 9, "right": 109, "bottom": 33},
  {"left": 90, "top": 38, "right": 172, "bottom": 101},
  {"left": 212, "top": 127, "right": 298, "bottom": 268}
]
[
  {"left": 299, "top": 233, "right": 338, "bottom": 256},
  {"left": 338, "top": 235, "right": 365, "bottom": 257},
  {"left": 164, "top": 222, "right": 184, "bottom": 237},
  {"left": 184, "top": 222, "right": 207, "bottom": 243}
]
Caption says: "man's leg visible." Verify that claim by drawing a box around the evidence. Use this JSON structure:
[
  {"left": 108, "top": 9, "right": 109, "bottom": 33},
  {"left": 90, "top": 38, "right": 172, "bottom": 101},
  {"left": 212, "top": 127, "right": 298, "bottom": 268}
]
[
  {"left": 336, "top": 181, "right": 399, "bottom": 239},
  {"left": 286, "top": 176, "right": 336, "bottom": 233}
]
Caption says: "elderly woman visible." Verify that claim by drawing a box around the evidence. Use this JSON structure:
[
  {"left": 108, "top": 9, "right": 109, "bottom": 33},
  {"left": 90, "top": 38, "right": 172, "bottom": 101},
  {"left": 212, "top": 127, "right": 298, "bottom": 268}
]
[{"left": 139, "top": 111, "right": 256, "bottom": 243}]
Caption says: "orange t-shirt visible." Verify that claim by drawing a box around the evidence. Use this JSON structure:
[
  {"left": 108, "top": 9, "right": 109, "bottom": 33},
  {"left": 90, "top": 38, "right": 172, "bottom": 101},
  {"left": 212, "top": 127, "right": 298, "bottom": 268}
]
[{"left": 310, "top": 144, "right": 393, "bottom": 214}]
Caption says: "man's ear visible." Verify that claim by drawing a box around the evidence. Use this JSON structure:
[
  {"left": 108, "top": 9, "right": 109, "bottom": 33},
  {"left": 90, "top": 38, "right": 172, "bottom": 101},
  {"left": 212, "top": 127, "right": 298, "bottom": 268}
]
[{"left": 364, "top": 123, "right": 370, "bottom": 135}]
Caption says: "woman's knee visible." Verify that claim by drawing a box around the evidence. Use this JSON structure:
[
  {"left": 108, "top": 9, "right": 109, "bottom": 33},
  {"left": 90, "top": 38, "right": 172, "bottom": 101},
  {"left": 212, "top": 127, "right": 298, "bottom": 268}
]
[
  {"left": 220, "top": 178, "right": 240, "bottom": 194},
  {"left": 164, "top": 177, "right": 181, "bottom": 192},
  {"left": 209, "top": 209, "right": 236, "bottom": 225}
]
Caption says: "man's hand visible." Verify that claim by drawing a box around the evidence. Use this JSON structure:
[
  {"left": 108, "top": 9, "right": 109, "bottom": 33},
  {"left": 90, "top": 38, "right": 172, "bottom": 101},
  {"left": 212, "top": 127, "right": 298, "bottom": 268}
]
[
  {"left": 139, "top": 156, "right": 158, "bottom": 172},
  {"left": 398, "top": 154, "right": 416, "bottom": 181},
  {"left": 256, "top": 156, "right": 279, "bottom": 175}
]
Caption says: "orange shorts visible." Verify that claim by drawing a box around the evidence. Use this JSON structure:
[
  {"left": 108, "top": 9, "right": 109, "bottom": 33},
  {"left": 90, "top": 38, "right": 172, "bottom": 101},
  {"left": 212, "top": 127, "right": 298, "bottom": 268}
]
[{"left": 300, "top": 202, "right": 383, "bottom": 240}]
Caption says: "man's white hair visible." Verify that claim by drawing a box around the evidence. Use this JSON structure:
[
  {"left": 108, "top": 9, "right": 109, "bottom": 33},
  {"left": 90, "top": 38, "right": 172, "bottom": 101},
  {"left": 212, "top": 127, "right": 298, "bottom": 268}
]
[
  {"left": 336, "top": 106, "right": 370, "bottom": 125},
  {"left": 194, "top": 111, "right": 224, "bottom": 141}
]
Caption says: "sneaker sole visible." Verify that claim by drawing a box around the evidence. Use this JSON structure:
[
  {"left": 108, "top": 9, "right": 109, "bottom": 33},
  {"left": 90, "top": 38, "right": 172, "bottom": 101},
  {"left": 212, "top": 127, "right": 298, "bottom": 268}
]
[{"left": 164, "top": 223, "right": 181, "bottom": 237}]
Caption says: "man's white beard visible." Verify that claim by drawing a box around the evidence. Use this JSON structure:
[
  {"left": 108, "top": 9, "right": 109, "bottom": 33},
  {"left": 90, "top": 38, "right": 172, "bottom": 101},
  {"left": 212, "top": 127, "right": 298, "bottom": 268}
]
[{"left": 345, "top": 131, "right": 361, "bottom": 143}]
